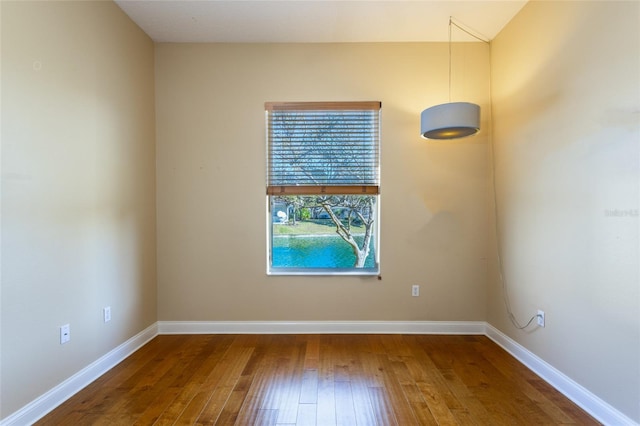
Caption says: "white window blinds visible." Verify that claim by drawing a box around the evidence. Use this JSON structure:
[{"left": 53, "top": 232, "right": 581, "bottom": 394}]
[{"left": 266, "top": 101, "right": 381, "bottom": 195}]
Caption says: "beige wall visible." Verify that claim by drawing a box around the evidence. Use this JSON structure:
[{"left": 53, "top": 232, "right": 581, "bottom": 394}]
[
  {"left": 5, "top": 0, "right": 636, "bottom": 422},
  {"left": 489, "top": 1, "right": 640, "bottom": 421},
  {"left": 1, "top": 1, "right": 156, "bottom": 418},
  {"left": 155, "top": 42, "right": 491, "bottom": 321}
]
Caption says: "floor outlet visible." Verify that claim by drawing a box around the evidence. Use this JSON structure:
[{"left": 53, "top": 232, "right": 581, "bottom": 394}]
[
  {"left": 60, "top": 324, "right": 70, "bottom": 344},
  {"left": 412, "top": 285, "right": 420, "bottom": 297},
  {"left": 103, "top": 306, "right": 111, "bottom": 323},
  {"left": 537, "top": 310, "right": 545, "bottom": 327}
]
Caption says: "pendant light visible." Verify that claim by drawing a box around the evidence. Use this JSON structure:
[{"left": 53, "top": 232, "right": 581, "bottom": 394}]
[{"left": 420, "top": 18, "right": 483, "bottom": 140}]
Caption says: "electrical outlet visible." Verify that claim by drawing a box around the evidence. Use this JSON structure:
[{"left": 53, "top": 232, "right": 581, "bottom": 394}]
[
  {"left": 412, "top": 285, "right": 420, "bottom": 297},
  {"left": 60, "top": 324, "right": 70, "bottom": 344},
  {"left": 537, "top": 310, "right": 545, "bottom": 327},
  {"left": 103, "top": 306, "right": 111, "bottom": 323}
]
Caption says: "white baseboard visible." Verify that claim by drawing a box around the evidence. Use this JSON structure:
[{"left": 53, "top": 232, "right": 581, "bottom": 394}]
[
  {"left": 157, "top": 320, "right": 486, "bottom": 335},
  {"left": 3, "top": 321, "right": 636, "bottom": 426},
  {"left": 0, "top": 323, "right": 158, "bottom": 426},
  {"left": 485, "top": 324, "right": 638, "bottom": 426}
]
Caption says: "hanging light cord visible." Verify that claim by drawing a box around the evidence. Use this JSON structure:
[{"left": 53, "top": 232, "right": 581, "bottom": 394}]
[
  {"left": 448, "top": 16, "right": 538, "bottom": 330},
  {"left": 447, "top": 17, "right": 490, "bottom": 102},
  {"left": 487, "top": 49, "right": 537, "bottom": 331},
  {"left": 448, "top": 19, "right": 452, "bottom": 102},
  {"left": 449, "top": 17, "right": 490, "bottom": 43}
]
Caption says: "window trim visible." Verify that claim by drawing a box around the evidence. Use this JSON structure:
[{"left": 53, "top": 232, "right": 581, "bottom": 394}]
[{"left": 265, "top": 101, "right": 381, "bottom": 276}]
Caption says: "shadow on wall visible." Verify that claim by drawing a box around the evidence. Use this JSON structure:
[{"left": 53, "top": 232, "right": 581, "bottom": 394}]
[{"left": 408, "top": 210, "right": 462, "bottom": 258}]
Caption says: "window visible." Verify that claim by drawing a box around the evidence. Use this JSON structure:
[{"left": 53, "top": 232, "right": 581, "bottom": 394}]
[{"left": 266, "top": 101, "right": 381, "bottom": 275}]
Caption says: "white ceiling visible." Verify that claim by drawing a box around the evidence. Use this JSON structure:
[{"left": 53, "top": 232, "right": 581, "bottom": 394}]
[{"left": 114, "top": 0, "right": 528, "bottom": 43}]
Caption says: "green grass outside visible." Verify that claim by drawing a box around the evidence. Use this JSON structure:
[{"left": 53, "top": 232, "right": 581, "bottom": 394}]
[{"left": 273, "top": 219, "right": 366, "bottom": 235}]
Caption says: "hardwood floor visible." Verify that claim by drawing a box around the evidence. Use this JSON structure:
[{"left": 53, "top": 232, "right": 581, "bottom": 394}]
[{"left": 36, "top": 334, "right": 599, "bottom": 425}]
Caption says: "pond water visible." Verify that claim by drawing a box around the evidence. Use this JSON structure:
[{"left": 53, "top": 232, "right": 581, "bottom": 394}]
[{"left": 272, "top": 235, "right": 376, "bottom": 269}]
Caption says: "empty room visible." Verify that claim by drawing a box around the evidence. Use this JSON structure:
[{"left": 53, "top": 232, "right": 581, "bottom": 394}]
[{"left": 1, "top": 0, "right": 638, "bottom": 425}]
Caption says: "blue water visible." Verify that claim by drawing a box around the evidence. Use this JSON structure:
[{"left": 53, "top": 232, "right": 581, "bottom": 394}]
[{"left": 272, "top": 235, "right": 376, "bottom": 269}]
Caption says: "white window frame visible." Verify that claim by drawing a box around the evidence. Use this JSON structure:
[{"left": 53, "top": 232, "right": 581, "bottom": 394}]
[{"left": 265, "top": 101, "right": 381, "bottom": 276}]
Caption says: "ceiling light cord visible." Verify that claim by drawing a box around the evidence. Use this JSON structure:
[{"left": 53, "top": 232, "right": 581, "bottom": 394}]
[
  {"left": 449, "top": 18, "right": 490, "bottom": 43},
  {"left": 426, "top": 17, "right": 536, "bottom": 327},
  {"left": 446, "top": 16, "right": 489, "bottom": 103},
  {"left": 486, "top": 39, "right": 537, "bottom": 331},
  {"left": 448, "top": 18, "right": 452, "bottom": 103}
]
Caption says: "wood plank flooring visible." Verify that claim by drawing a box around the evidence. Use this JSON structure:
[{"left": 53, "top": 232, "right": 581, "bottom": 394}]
[{"left": 36, "top": 334, "right": 599, "bottom": 425}]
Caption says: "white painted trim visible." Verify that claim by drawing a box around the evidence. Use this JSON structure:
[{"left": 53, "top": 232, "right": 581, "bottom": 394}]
[
  {"left": 157, "top": 320, "right": 486, "bottom": 335},
  {"left": 4, "top": 321, "right": 636, "bottom": 426},
  {"left": 485, "top": 323, "right": 638, "bottom": 426},
  {"left": 0, "top": 323, "right": 158, "bottom": 426}
]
